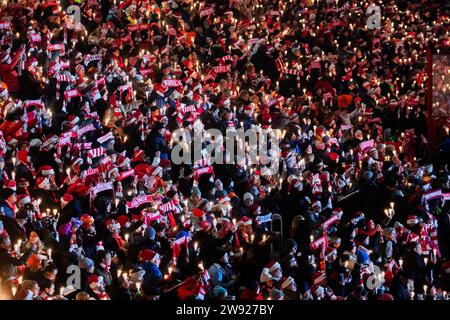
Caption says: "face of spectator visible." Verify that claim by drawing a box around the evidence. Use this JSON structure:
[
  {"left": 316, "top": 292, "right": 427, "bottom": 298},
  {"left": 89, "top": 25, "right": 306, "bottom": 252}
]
[
  {"left": 31, "top": 283, "right": 40, "bottom": 295},
  {"left": 287, "top": 281, "right": 297, "bottom": 292},
  {"left": 8, "top": 192, "right": 16, "bottom": 203},
  {"left": 153, "top": 256, "right": 161, "bottom": 267},
  {"left": 103, "top": 253, "right": 112, "bottom": 267},
  {"left": 271, "top": 268, "right": 282, "bottom": 280},
  {"left": 46, "top": 283, "right": 55, "bottom": 295},
  {"left": 0, "top": 236, "right": 12, "bottom": 250},
  {"left": 45, "top": 270, "right": 57, "bottom": 281}
]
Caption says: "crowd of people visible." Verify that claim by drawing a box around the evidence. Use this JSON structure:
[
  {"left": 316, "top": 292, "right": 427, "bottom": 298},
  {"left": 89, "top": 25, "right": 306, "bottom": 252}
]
[{"left": 0, "top": 0, "right": 449, "bottom": 301}]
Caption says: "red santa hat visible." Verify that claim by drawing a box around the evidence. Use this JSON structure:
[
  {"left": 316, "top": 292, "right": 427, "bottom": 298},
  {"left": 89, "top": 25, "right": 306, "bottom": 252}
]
[
  {"left": 312, "top": 271, "right": 327, "bottom": 285},
  {"left": 88, "top": 274, "right": 103, "bottom": 289},
  {"left": 139, "top": 249, "right": 160, "bottom": 263},
  {"left": 406, "top": 215, "right": 419, "bottom": 226},
  {"left": 17, "top": 194, "right": 31, "bottom": 206},
  {"left": 36, "top": 177, "right": 50, "bottom": 189},
  {"left": 238, "top": 216, "right": 253, "bottom": 226},
  {"left": 217, "top": 194, "right": 230, "bottom": 204},
  {"left": 38, "top": 165, "right": 55, "bottom": 176},
  {"left": 266, "top": 261, "right": 281, "bottom": 272},
  {"left": 199, "top": 220, "right": 211, "bottom": 231},
  {"left": 3, "top": 180, "right": 16, "bottom": 191},
  {"left": 325, "top": 247, "right": 337, "bottom": 258},
  {"left": 441, "top": 262, "right": 450, "bottom": 274},
  {"left": 280, "top": 276, "right": 295, "bottom": 289},
  {"left": 193, "top": 208, "right": 206, "bottom": 219},
  {"left": 117, "top": 215, "right": 131, "bottom": 228},
  {"left": 25, "top": 56, "right": 38, "bottom": 70}
]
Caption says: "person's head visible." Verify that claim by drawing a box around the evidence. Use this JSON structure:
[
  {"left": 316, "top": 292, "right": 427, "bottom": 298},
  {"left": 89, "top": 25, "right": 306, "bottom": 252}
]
[
  {"left": 28, "top": 231, "right": 40, "bottom": 245},
  {"left": 40, "top": 279, "right": 55, "bottom": 296},
  {"left": 243, "top": 192, "right": 254, "bottom": 206},
  {"left": 281, "top": 276, "right": 297, "bottom": 292},
  {"left": 3, "top": 188, "right": 16, "bottom": 203},
  {"left": 79, "top": 257, "right": 95, "bottom": 273},
  {"left": 139, "top": 249, "right": 161, "bottom": 267},
  {"left": 285, "top": 239, "right": 297, "bottom": 254},
  {"left": 413, "top": 242, "right": 422, "bottom": 255},
  {"left": 270, "top": 288, "right": 284, "bottom": 300},
  {"left": 1, "top": 263, "right": 16, "bottom": 279},
  {"left": 43, "top": 263, "right": 58, "bottom": 281},
  {"left": 75, "top": 291, "right": 90, "bottom": 300},
  {"left": 267, "top": 261, "right": 282, "bottom": 280},
  {"left": 22, "top": 280, "right": 39, "bottom": 296},
  {"left": 97, "top": 250, "right": 112, "bottom": 267},
  {"left": 191, "top": 187, "right": 202, "bottom": 201},
  {"left": 0, "top": 234, "right": 12, "bottom": 250}
]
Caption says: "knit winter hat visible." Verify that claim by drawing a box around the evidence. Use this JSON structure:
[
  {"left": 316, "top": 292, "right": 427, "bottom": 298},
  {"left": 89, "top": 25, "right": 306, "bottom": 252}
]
[
  {"left": 144, "top": 226, "right": 156, "bottom": 240},
  {"left": 79, "top": 257, "right": 94, "bottom": 270}
]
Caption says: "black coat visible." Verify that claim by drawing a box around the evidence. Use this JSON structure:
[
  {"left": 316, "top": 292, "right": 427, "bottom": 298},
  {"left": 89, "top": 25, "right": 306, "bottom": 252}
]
[
  {"left": 18, "top": 70, "right": 44, "bottom": 101},
  {"left": 0, "top": 247, "right": 33, "bottom": 269}
]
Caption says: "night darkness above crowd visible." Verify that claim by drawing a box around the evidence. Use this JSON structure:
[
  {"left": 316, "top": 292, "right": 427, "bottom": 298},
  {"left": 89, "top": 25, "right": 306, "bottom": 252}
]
[{"left": 0, "top": 0, "right": 450, "bottom": 301}]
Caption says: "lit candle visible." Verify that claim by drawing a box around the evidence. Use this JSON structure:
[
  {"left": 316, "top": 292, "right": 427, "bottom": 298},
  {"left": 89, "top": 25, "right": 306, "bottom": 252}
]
[
  {"left": 193, "top": 242, "right": 198, "bottom": 251},
  {"left": 198, "top": 263, "right": 204, "bottom": 271},
  {"left": 60, "top": 286, "right": 64, "bottom": 296},
  {"left": 124, "top": 234, "right": 129, "bottom": 243}
]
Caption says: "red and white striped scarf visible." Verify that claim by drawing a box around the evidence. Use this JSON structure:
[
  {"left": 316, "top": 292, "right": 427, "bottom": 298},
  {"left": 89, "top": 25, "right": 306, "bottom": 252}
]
[
  {"left": 56, "top": 74, "right": 72, "bottom": 100},
  {"left": 88, "top": 147, "right": 106, "bottom": 159}
]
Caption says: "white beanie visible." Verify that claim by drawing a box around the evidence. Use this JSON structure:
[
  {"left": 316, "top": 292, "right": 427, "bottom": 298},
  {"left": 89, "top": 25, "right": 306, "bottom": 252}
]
[{"left": 243, "top": 192, "right": 254, "bottom": 202}]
